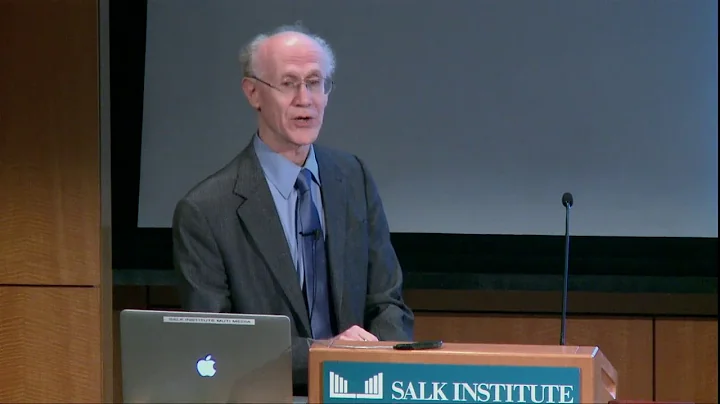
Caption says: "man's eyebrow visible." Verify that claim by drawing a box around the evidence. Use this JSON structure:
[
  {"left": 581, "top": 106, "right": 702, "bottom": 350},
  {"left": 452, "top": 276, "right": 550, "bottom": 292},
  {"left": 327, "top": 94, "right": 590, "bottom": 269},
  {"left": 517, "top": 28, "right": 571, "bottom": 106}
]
[
  {"left": 280, "top": 70, "right": 322, "bottom": 80},
  {"left": 280, "top": 73, "right": 301, "bottom": 80}
]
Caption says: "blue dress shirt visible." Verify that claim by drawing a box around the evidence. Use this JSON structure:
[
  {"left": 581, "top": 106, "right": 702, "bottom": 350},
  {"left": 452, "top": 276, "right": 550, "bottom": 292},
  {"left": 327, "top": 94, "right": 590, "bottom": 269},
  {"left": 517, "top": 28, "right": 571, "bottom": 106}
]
[{"left": 253, "top": 134, "right": 326, "bottom": 289}]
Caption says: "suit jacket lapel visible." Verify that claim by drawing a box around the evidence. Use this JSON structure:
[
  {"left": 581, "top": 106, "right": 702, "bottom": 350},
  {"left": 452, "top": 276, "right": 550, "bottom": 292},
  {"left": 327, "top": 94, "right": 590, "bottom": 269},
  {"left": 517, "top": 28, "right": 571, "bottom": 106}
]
[
  {"left": 315, "top": 148, "right": 347, "bottom": 325},
  {"left": 232, "top": 142, "right": 311, "bottom": 336}
]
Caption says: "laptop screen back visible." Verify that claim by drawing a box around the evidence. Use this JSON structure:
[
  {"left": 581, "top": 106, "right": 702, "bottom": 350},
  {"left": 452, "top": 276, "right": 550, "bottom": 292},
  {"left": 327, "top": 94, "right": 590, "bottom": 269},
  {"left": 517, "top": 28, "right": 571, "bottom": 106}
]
[{"left": 120, "top": 309, "right": 293, "bottom": 403}]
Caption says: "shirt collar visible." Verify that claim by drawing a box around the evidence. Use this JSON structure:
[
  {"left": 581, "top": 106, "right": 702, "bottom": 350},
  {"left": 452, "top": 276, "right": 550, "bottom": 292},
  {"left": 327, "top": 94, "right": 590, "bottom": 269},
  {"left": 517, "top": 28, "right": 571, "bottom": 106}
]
[{"left": 253, "top": 133, "right": 321, "bottom": 199}]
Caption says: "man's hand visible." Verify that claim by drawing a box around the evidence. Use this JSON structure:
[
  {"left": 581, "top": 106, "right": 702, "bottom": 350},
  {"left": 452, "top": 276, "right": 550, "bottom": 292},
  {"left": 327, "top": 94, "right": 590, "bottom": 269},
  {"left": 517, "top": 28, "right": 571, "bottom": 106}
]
[{"left": 334, "top": 325, "right": 378, "bottom": 341}]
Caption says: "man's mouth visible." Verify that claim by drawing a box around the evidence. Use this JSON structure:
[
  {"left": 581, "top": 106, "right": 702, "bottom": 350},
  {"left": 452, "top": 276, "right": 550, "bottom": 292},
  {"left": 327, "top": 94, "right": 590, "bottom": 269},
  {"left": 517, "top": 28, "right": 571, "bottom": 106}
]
[{"left": 292, "top": 116, "right": 316, "bottom": 128}]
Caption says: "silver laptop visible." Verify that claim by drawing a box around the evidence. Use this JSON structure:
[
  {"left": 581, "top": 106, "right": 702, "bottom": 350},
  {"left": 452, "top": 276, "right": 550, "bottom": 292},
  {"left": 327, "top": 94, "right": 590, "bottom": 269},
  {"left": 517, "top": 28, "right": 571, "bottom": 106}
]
[{"left": 120, "top": 309, "right": 293, "bottom": 403}]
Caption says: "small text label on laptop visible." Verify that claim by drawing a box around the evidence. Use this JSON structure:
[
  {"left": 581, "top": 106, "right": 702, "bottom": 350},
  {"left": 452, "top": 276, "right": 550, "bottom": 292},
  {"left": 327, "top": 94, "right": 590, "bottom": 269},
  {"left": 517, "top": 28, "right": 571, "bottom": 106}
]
[{"left": 163, "top": 316, "right": 255, "bottom": 326}]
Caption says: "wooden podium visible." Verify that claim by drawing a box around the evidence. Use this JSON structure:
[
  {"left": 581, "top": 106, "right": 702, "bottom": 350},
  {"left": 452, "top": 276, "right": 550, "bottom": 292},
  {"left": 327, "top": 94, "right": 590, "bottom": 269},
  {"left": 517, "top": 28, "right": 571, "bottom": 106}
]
[{"left": 308, "top": 341, "right": 617, "bottom": 403}]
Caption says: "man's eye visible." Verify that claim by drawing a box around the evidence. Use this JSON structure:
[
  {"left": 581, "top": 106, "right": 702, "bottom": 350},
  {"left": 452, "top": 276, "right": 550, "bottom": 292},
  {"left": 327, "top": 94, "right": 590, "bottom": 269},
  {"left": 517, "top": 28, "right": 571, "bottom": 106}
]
[{"left": 281, "top": 82, "right": 296, "bottom": 87}]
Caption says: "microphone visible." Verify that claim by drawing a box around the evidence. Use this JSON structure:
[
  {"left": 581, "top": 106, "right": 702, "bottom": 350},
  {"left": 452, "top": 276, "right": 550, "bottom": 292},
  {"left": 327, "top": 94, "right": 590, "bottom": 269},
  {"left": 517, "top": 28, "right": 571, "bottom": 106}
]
[
  {"left": 559, "top": 192, "right": 573, "bottom": 346},
  {"left": 300, "top": 229, "right": 321, "bottom": 241}
]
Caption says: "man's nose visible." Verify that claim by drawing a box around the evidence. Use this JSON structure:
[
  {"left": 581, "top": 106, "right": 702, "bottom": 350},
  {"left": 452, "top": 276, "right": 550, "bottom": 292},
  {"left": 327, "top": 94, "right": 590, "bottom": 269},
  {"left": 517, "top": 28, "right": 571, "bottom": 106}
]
[{"left": 293, "top": 84, "right": 312, "bottom": 106}]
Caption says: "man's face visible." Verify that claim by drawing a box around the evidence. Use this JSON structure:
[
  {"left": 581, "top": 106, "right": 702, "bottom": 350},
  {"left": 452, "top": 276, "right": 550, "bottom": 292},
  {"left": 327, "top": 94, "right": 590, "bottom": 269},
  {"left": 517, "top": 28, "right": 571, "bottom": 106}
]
[{"left": 243, "top": 33, "right": 330, "bottom": 151}]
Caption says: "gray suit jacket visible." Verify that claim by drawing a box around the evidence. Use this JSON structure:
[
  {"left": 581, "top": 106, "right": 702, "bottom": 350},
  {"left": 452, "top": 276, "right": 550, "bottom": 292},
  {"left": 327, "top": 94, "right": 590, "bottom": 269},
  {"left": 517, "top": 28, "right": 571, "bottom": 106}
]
[{"left": 172, "top": 138, "right": 414, "bottom": 393}]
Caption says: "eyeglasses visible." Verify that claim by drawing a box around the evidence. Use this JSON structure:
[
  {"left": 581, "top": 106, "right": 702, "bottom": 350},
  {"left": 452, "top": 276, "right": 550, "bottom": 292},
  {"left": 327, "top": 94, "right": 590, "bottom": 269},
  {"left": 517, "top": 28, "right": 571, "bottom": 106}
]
[{"left": 250, "top": 75, "right": 334, "bottom": 95}]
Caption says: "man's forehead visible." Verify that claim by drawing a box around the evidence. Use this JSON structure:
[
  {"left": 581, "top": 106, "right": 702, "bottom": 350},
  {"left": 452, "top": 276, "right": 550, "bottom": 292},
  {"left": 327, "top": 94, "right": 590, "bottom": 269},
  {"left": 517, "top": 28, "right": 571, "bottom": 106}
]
[
  {"left": 278, "top": 34, "right": 305, "bottom": 47},
  {"left": 259, "top": 32, "right": 328, "bottom": 76}
]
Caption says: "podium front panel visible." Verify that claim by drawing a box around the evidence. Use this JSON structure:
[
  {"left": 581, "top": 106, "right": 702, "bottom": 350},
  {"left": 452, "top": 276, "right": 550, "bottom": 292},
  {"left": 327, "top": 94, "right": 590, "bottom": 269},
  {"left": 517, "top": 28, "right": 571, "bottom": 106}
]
[{"left": 308, "top": 342, "right": 617, "bottom": 404}]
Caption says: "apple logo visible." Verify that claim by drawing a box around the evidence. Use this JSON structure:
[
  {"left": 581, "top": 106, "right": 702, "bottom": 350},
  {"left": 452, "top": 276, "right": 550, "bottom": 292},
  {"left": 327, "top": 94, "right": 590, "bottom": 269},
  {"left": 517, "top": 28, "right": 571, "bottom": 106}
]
[{"left": 196, "top": 354, "right": 217, "bottom": 377}]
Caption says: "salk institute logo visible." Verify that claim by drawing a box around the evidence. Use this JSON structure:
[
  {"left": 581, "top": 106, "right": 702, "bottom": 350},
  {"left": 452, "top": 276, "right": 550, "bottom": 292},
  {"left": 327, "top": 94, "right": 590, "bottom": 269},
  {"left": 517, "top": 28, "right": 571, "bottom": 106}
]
[
  {"left": 329, "top": 370, "right": 384, "bottom": 400},
  {"left": 323, "top": 361, "right": 581, "bottom": 403}
]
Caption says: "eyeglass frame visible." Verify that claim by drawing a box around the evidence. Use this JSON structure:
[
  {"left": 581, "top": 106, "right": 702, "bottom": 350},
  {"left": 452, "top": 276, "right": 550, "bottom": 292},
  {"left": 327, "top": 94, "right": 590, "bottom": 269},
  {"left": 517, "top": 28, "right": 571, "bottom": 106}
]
[{"left": 247, "top": 75, "right": 334, "bottom": 95}]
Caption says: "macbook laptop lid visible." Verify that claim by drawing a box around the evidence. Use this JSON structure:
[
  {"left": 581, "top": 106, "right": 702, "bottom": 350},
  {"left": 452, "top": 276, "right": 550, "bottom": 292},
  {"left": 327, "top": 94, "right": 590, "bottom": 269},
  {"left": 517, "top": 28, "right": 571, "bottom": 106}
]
[{"left": 120, "top": 309, "right": 293, "bottom": 403}]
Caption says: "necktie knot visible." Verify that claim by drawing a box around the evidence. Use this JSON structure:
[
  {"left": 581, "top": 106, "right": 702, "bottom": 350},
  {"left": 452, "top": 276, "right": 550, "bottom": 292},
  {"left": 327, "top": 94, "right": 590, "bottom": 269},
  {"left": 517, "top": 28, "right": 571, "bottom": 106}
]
[{"left": 295, "top": 168, "right": 313, "bottom": 195}]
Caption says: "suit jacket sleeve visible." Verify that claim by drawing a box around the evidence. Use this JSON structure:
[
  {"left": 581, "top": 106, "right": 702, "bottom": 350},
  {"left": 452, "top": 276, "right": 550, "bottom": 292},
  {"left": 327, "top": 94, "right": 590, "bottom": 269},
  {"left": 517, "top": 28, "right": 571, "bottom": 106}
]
[
  {"left": 172, "top": 198, "right": 232, "bottom": 312},
  {"left": 172, "top": 198, "right": 313, "bottom": 390},
  {"left": 355, "top": 157, "right": 415, "bottom": 342}
]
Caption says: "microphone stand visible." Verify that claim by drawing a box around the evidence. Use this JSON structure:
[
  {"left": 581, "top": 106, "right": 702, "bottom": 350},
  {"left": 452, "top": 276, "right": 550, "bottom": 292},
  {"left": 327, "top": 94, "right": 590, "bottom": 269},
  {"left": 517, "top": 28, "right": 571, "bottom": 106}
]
[{"left": 559, "top": 195, "right": 572, "bottom": 346}]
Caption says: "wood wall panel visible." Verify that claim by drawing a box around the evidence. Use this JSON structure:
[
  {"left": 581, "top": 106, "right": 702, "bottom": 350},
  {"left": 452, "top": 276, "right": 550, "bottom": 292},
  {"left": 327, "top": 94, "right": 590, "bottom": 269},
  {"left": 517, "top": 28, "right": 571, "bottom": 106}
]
[
  {"left": 0, "top": 287, "right": 101, "bottom": 403},
  {"left": 0, "top": 0, "right": 100, "bottom": 286},
  {"left": 414, "top": 313, "right": 560, "bottom": 345},
  {"left": 564, "top": 317, "right": 654, "bottom": 401},
  {"left": 655, "top": 318, "right": 718, "bottom": 403},
  {"left": 414, "top": 313, "right": 654, "bottom": 400},
  {"left": 0, "top": 0, "right": 111, "bottom": 402}
]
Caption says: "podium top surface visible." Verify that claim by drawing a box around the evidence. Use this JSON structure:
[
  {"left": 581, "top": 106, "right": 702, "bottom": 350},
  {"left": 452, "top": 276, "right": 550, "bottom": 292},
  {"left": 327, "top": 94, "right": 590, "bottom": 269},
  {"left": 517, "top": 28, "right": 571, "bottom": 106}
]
[{"left": 310, "top": 341, "right": 602, "bottom": 358}]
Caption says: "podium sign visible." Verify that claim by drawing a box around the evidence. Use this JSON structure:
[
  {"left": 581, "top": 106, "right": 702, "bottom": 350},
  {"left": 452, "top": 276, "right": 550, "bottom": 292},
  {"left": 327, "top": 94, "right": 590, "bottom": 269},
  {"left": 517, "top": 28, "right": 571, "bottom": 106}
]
[
  {"left": 323, "top": 361, "right": 580, "bottom": 403},
  {"left": 309, "top": 341, "right": 617, "bottom": 404}
]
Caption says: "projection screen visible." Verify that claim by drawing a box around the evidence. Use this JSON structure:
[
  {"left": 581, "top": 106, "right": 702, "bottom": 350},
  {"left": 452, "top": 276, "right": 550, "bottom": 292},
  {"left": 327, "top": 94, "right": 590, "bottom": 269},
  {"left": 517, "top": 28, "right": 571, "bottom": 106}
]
[{"left": 137, "top": 0, "right": 718, "bottom": 238}]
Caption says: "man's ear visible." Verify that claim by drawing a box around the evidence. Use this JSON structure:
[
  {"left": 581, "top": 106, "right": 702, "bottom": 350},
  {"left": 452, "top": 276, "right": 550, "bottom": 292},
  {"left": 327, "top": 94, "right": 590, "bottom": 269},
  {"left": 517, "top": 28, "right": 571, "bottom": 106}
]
[{"left": 241, "top": 78, "right": 261, "bottom": 111}]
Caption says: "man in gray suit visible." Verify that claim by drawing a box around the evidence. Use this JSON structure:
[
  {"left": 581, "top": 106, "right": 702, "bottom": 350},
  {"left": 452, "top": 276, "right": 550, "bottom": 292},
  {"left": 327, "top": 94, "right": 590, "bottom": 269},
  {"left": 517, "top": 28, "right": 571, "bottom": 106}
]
[{"left": 171, "top": 25, "right": 414, "bottom": 394}]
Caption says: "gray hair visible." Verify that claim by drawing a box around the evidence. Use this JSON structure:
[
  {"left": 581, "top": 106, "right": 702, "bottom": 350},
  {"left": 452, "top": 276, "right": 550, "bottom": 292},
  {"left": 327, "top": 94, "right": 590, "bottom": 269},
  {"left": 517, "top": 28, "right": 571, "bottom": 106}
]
[{"left": 238, "top": 23, "right": 336, "bottom": 79}]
